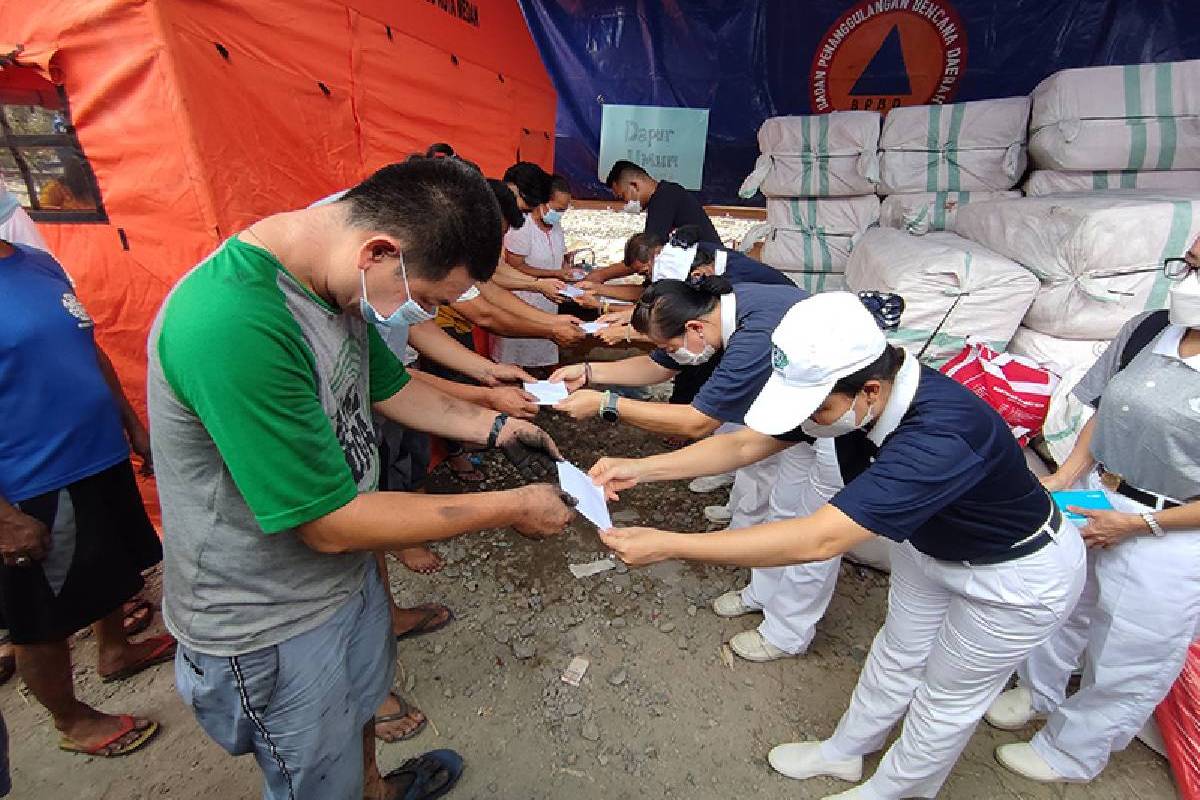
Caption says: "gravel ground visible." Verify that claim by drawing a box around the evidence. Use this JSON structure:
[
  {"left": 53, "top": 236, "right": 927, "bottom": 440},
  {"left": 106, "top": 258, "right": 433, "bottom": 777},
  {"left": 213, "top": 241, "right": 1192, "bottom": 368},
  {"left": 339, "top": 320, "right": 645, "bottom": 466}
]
[{"left": 0, "top": 408, "right": 1176, "bottom": 799}]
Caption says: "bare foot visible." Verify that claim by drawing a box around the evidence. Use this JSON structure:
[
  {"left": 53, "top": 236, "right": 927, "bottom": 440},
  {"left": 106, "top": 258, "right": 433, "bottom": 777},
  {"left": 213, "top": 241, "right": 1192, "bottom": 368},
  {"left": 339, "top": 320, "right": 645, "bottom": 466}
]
[
  {"left": 397, "top": 546, "right": 443, "bottom": 575},
  {"left": 390, "top": 604, "right": 452, "bottom": 638},
  {"left": 59, "top": 709, "right": 157, "bottom": 755},
  {"left": 374, "top": 692, "right": 426, "bottom": 742}
]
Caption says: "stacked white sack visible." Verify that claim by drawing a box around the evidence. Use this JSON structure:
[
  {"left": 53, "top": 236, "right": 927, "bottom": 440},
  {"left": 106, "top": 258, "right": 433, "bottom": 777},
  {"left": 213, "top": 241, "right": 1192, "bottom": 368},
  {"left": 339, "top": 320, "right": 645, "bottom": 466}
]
[
  {"left": 1025, "top": 169, "right": 1200, "bottom": 196},
  {"left": 880, "top": 190, "right": 1020, "bottom": 234},
  {"left": 746, "top": 195, "right": 880, "bottom": 293},
  {"left": 1029, "top": 60, "right": 1200, "bottom": 172},
  {"left": 1007, "top": 327, "right": 1109, "bottom": 465},
  {"left": 954, "top": 191, "right": 1200, "bottom": 339},
  {"left": 739, "top": 112, "right": 880, "bottom": 198},
  {"left": 878, "top": 97, "right": 1030, "bottom": 194},
  {"left": 844, "top": 228, "right": 1038, "bottom": 365}
]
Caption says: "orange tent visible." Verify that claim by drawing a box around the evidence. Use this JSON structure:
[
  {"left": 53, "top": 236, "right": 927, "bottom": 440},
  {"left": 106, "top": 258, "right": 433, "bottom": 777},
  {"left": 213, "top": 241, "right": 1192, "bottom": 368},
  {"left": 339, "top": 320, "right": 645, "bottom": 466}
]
[{"left": 1, "top": 0, "right": 556, "bottom": 518}]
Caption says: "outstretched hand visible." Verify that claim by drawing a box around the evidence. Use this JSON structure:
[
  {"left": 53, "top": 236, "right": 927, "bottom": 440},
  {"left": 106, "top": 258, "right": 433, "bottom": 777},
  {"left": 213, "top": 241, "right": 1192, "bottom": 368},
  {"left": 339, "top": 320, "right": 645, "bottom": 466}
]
[
  {"left": 588, "top": 457, "right": 642, "bottom": 501},
  {"left": 599, "top": 526, "right": 674, "bottom": 567}
]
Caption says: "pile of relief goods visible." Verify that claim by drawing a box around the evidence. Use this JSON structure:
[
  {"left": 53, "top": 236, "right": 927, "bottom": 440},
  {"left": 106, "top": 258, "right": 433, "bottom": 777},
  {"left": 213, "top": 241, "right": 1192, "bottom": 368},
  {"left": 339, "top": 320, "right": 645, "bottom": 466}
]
[{"left": 738, "top": 111, "right": 881, "bottom": 293}]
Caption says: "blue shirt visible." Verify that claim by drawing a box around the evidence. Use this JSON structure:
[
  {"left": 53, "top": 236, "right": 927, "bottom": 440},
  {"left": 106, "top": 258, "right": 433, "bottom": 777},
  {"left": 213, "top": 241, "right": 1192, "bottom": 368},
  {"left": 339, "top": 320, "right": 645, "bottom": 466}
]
[
  {"left": 649, "top": 283, "right": 808, "bottom": 423},
  {"left": 0, "top": 244, "right": 128, "bottom": 501},
  {"left": 696, "top": 242, "right": 795, "bottom": 287},
  {"left": 827, "top": 358, "right": 1053, "bottom": 562}
]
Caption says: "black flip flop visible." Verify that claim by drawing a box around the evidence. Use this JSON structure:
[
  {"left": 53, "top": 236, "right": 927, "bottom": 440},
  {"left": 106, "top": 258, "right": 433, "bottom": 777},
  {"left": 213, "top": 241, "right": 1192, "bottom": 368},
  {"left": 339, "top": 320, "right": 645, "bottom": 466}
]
[
  {"left": 384, "top": 749, "right": 464, "bottom": 800},
  {"left": 395, "top": 604, "right": 455, "bottom": 641},
  {"left": 374, "top": 693, "right": 427, "bottom": 743}
]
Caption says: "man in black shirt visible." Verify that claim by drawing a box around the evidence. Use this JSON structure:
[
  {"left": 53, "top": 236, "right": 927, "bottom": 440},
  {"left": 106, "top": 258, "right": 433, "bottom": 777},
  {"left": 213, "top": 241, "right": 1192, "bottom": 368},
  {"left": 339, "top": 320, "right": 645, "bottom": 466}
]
[{"left": 605, "top": 160, "right": 720, "bottom": 245}]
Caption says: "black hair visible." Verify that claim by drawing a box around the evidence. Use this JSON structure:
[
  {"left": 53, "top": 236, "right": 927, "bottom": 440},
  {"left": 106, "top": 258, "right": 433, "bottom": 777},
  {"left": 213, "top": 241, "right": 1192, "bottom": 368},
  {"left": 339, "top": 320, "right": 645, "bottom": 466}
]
[
  {"left": 605, "top": 159, "right": 650, "bottom": 187},
  {"left": 342, "top": 158, "right": 501, "bottom": 282},
  {"left": 502, "top": 161, "right": 552, "bottom": 207},
  {"left": 425, "top": 142, "right": 455, "bottom": 158},
  {"left": 549, "top": 174, "right": 571, "bottom": 197},
  {"left": 631, "top": 275, "right": 732, "bottom": 339},
  {"left": 670, "top": 224, "right": 704, "bottom": 248},
  {"left": 61, "top": 152, "right": 93, "bottom": 199},
  {"left": 487, "top": 178, "right": 526, "bottom": 230},
  {"left": 831, "top": 345, "right": 905, "bottom": 395},
  {"left": 623, "top": 231, "right": 664, "bottom": 267}
]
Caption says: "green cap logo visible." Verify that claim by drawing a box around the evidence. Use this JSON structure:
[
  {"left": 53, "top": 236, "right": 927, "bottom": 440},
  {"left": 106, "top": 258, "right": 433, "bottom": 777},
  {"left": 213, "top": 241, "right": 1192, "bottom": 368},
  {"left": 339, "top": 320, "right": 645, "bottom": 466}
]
[{"left": 771, "top": 345, "right": 789, "bottom": 371}]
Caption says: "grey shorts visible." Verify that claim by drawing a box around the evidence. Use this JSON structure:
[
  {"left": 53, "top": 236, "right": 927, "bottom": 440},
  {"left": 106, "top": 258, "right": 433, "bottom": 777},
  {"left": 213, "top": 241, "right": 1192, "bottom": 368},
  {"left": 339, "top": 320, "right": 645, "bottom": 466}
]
[{"left": 175, "top": 567, "right": 395, "bottom": 800}]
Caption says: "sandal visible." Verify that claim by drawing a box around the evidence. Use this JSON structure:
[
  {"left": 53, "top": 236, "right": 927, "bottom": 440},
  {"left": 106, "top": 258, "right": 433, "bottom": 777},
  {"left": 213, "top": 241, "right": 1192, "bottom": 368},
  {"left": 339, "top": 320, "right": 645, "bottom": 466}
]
[
  {"left": 59, "top": 715, "right": 160, "bottom": 757},
  {"left": 375, "top": 692, "right": 427, "bottom": 743},
  {"left": 100, "top": 634, "right": 176, "bottom": 683},
  {"left": 395, "top": 604, "right": 454, "bottom": 641},
  {"left": 383, "top": 749, "right": 464, "bottom": 800},
  {"left": 123, "top": 598, "right": 154, "bottom": 638}
]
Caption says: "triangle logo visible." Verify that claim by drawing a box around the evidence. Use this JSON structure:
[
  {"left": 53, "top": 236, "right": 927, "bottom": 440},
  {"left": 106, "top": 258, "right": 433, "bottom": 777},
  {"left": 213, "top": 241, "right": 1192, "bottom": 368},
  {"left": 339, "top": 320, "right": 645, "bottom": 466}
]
[{"left": 850, "top": 25, "right": 912, "bottom": 96}]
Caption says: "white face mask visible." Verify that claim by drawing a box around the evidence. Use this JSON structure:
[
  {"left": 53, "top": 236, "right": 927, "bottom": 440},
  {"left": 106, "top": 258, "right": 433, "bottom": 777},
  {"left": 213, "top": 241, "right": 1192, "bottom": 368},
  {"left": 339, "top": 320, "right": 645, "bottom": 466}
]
[
  {"left": 801, "top": 392, "right": 876, "bottom": 438},
  {"left": 1168, "top": 270, "right": 1200, "bottom": 328},
  {"left": 669, "top": 328, "right": 716, "bottom": 366},
  {"left": 623, "top": 199, "right": 642, "bottom": 214}
]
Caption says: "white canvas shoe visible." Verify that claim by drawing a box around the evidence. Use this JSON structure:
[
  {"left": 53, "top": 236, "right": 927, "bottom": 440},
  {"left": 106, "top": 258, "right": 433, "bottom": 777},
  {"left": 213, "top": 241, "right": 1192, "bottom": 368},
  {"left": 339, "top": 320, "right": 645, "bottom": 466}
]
[
  {"left": 995, "top": 743, "right": 1067, "bottom": 783},
  {"left": 768, "top": 741, "right": 863, "bottom": 782},
  {"left": 703, "top": 504, "right": 732, "bottom": 523},
  {"left": 985, "top": 686, "right": 1044, "bottom": 730},
  {"left": 711, "top": 590, "right": 757, "bottom": 618},
  {"left": 822, "top": 787, "right": 867, "bottom": 799},
  {"left": 730, "top": 629, "right": 794, "bottom": 662},
  {"left": 688, "top": 473, "right": 735, "bottom": 493}
]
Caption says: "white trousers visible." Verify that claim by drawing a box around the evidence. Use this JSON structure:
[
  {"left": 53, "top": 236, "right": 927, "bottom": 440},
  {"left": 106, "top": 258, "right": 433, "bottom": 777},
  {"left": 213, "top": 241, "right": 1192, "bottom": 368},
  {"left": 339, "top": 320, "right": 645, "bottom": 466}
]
[
  {"left": 1021, "top": 471, "right": 1200, "bottom": 781},
  {"left": 741, "top": 438, "right": 844, "bottom": 653},
  {"left": 822, "top": 527, "right": 1086, "bottom": 799}
]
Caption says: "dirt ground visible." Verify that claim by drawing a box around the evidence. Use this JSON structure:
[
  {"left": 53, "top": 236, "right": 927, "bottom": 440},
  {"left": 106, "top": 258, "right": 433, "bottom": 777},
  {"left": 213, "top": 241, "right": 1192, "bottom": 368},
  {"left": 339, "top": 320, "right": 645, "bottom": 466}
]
[{"left": 0, "top": 407, "right": 1179, "bottom": 800}]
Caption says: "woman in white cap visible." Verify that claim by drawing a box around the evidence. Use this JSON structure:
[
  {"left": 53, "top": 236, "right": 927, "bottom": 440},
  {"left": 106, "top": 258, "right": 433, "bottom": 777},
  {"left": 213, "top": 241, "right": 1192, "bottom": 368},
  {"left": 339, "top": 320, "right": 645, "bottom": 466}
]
[
  {"left": 595, "top": 291, "right": 1087, "bottom": 800},
  {"left": 985, "top": 240, "right": 1200, "bottom": 784}
]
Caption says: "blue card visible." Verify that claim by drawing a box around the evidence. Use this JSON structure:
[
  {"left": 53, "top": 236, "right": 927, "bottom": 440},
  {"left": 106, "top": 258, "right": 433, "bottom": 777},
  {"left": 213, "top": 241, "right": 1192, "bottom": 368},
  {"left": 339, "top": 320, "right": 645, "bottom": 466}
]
[{"left": 1052, "top": 490, "right": 1114, "bottom": 521}]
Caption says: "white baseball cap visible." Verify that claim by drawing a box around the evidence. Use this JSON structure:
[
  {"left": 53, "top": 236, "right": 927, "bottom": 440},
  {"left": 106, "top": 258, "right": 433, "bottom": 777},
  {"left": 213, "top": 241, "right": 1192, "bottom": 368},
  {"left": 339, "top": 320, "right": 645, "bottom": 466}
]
[{"left": 744, "top": 292, "right": 887, "bottom": 435}]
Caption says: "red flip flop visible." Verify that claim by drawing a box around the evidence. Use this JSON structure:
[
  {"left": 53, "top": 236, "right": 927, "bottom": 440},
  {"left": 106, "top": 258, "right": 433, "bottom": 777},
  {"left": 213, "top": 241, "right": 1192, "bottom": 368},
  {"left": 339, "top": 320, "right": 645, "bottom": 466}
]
[
  {"left": 59, "top": 715, "right": 160, "bottom": 757},
  {"left": 100, "top": 634, "right": 176, "bottom": 683}
]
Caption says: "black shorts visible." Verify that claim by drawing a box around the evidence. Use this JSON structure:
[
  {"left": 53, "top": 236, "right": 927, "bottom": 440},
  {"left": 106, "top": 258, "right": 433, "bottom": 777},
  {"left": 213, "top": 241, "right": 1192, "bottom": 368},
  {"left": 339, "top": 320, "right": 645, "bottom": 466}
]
[
  {"left": 377, "top": 420, "right": 432, "bottom": 492},
  {"left": 1, "top": 460, "right": 162, "bottom": 645}
]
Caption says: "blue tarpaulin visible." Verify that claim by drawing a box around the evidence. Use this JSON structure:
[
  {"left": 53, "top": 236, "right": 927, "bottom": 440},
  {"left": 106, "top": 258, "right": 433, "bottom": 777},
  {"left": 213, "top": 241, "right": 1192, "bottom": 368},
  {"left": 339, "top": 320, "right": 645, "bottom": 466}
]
[{"left": 518, "top": 0, "right": 1200, "bottom": 204}]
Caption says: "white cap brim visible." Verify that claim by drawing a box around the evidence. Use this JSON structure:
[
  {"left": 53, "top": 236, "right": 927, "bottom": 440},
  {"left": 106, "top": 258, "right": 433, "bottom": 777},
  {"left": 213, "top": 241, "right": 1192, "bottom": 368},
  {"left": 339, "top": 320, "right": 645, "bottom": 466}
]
[{"left": 743, "top": 370, "right": 836, "bottom": 436}]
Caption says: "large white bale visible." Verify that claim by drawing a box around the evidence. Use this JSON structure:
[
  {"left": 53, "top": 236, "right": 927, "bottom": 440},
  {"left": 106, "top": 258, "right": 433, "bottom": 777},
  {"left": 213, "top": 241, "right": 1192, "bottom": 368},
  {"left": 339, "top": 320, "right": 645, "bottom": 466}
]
[
  {"left": 1025, "top": 169, "right": 1200, "bottom": 196},
  {"left": 844, "top": 228, "right": 1038, "bottom": 365},
  {"left": 879, "top": 190, "right": 1020, "bottom": 235},
  {"left": 1029, "top": 60, "right": 1200, "bottom": 171},
  {"left": 953, "top": 190, "right": 1200, "bottom": 282},
  {"left": 1042, "top": 366, "right": 1097, "bottom": 467},
  {"left": 878, "top": 97, "right": 1030, "bottom": 194},
  {"left": 1023, "top": 271, "right": 1171, "bottom": 340},
  {"left": 754, "top": 195, "right": 880, "bottom": 273},
  {"left": 740, "top": 112, "right": 880, "bottom": 198},
  {"left": 1007, "top": 326, "right": 1110, "bottom": 377}
]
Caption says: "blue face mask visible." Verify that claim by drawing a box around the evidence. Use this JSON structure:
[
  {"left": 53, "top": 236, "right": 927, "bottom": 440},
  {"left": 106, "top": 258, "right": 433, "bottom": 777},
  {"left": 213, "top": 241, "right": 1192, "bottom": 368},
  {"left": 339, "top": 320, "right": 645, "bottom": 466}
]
[
  {"left": 543, "top": 208, "right": 564, "bottom": 226},
  {"left": 359, "top": 251, "right": 437, "bottom": 329}
]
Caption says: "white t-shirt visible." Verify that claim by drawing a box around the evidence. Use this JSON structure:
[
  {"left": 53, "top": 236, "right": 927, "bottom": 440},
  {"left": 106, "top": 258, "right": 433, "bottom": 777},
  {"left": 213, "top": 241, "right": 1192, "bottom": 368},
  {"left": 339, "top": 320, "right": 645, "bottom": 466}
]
[{"left": 504, "top": 213, "right": 565, "bottom": 274}]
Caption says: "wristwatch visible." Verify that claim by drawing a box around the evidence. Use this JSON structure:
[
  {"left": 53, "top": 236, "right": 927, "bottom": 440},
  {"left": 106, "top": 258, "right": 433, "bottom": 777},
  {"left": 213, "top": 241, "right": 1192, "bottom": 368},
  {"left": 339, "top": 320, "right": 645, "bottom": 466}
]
[
  {"left": 599, "top": 390, "right": 620, "bottom": 422},
  {"left": 1141, "top": 511, "right": 1166, "bottom": 537}
]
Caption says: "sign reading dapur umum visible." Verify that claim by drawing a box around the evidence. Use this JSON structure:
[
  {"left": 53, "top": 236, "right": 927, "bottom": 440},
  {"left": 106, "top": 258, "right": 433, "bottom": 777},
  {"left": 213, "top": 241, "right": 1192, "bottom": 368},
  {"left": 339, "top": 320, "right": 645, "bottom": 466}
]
[{"left": 598, "top": 104, "right": 709, "bottom": 191}]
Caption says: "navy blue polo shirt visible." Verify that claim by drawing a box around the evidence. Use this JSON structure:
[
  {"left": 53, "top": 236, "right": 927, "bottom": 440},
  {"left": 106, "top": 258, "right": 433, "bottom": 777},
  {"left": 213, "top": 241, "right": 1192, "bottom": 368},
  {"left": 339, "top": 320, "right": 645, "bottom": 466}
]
[
  {"left": 649, "top": 283, "right": 807, "bottom": 424},
  {"left": 824, "top": 365, "right": 1052, "bottom": 561},
  {"left": 696, "top": 242, "right": 794, "bottom": 287}
]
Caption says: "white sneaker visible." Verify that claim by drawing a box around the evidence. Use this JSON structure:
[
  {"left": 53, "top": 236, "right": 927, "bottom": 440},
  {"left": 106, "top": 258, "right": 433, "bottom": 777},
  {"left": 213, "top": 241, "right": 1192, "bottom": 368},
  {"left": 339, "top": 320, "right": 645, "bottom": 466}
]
[
  {"left": 711, "top": 590, "right": 757, "bottom": 618},
  {"left": 703, "top": 505, "right": 732, "bottom": 523},
  {"left": 985, "top": 687, "right": 1043, "bottom": 730},
  {"left": 822, "top": 788, "right": 867, "bottom": 799},
  {"left": 768, "top": 741, "right": 863, "bottom": 782},
  {"left": 730, "top": 630, "right": 794, "bottom": 662},
  {"left": 688, "top": 473, "right": 734, "bottom": 493},
  {"left": 995, "top": 743, "right": 1067, "bottom": 783}
]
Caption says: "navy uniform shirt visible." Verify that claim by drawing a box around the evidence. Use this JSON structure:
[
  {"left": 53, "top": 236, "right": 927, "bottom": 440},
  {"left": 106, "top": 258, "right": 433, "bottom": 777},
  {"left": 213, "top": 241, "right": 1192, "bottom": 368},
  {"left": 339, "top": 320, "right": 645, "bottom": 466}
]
[
  {"left": 696, "top": 242, "right": 795, "bottom": 287},
  {"left": 645, "top": 181, "right": 720, "bottom": 245},
  {"left": 649, "top": 282, "right": 808, "bottom": 424},
  {"left": 779, "top": 353, "right": 1053, "bottom": 561}
]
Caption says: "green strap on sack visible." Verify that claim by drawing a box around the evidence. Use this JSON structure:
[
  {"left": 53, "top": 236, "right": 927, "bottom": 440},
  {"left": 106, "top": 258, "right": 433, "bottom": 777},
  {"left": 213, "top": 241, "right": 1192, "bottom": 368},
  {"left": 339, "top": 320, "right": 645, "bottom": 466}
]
[{"left": 1155, "top": 62, "right": 1177, "bottom": 170}]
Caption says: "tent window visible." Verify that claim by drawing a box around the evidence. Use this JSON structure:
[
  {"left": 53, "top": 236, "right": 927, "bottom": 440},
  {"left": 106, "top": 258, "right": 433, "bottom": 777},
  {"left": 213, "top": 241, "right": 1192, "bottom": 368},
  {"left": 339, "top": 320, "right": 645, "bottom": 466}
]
[{"left": 0, "top": 83, "right": 106, "bottom": 223}]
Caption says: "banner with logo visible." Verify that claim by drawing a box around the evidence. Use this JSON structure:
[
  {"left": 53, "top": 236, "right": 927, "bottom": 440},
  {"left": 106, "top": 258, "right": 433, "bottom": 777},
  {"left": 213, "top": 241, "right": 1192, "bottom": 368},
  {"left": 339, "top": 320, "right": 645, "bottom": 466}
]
[{"left": 519, "top": 0, "right": 1199, "bottom": 204}]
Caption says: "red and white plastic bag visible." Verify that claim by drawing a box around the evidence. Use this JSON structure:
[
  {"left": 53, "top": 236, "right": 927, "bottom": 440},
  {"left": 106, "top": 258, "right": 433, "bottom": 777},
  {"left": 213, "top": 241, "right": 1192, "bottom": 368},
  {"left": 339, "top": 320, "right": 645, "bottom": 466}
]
[{"left": 940, "top": 340, "right": 1058, "bottom": 445}]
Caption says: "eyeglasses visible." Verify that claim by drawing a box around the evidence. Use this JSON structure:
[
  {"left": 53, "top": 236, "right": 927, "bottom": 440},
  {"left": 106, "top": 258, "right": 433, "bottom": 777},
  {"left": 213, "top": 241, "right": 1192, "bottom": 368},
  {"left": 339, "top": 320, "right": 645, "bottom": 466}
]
[{"left": 1164, "top": 257, "right": 1199, "bottom": 280}]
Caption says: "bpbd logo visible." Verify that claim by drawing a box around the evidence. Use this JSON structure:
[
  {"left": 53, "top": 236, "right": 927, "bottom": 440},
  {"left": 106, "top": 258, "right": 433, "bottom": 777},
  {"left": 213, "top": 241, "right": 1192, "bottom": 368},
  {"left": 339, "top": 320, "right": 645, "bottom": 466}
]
[{"left": 809, "top": 0, "right": 967, "bottom": 112}]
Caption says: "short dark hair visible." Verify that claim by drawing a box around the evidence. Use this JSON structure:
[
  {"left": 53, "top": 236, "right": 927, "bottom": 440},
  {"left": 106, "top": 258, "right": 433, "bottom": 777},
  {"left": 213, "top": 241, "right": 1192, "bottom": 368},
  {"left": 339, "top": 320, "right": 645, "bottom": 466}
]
[
  {"left": 831, "top": 345, "right": 905, "bottom": 395},
  {"left": 487, "top": 178, "right": 526, "bottom": 230},
  {"left": 502, "top": 161, "right": 552, "bottom": 207},
  {"left": 623, "top": 231, "right": 664, "bottom": 267},
  {"left": 605, "top": 159, "right": 650, "bottom": 188},
  {"left": 343, "top": 158, "right": 501, "bottom": 282},
  {"left": 425, "top": 142, "right": 455, "bottom": 158},
  {"left": 631, "top": 275, "right": 732, "bottom": 339},
  {"left": 549, "top": 174, "right": 572, "bottom": 197}
]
